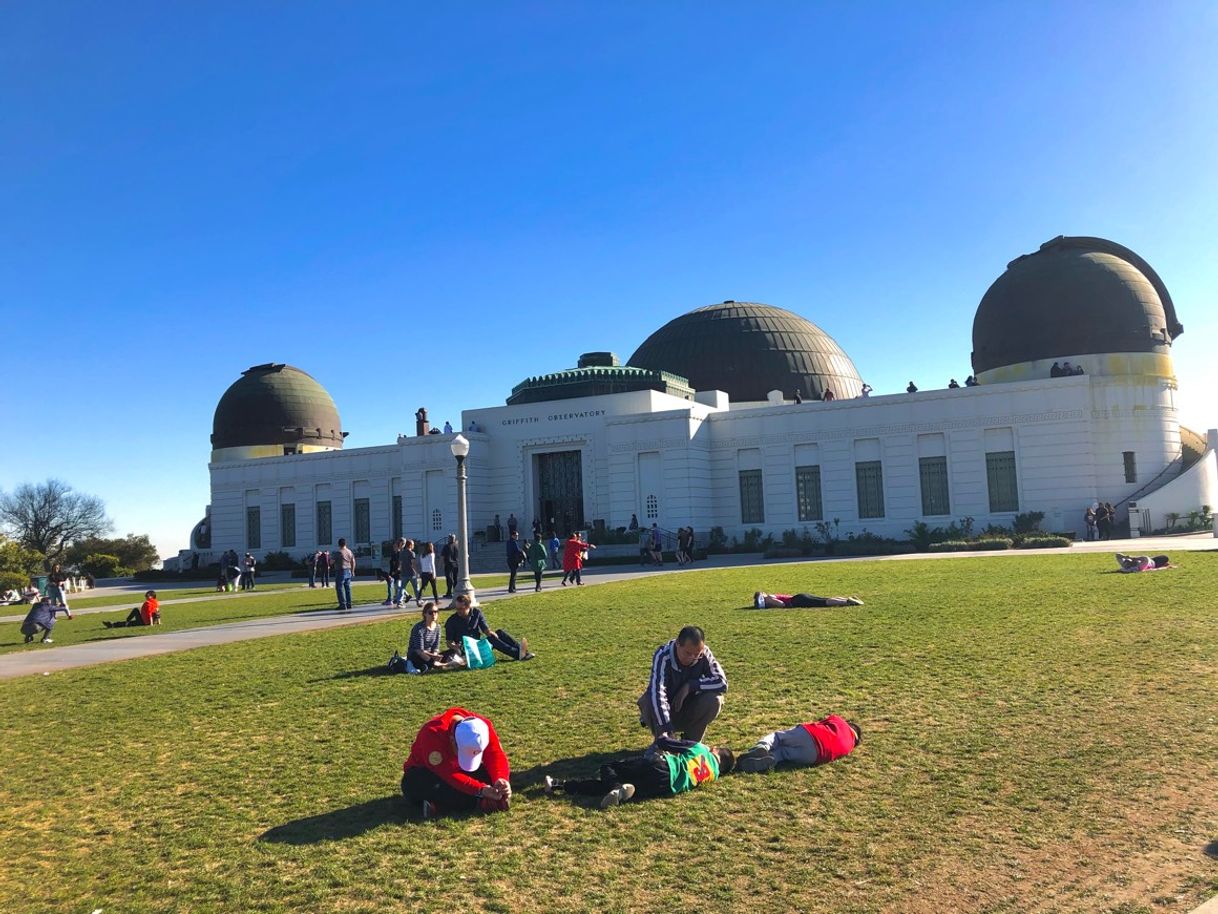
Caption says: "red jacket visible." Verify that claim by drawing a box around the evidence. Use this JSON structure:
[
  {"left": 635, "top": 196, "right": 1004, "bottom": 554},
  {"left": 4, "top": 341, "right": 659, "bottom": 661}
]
[
  {"left": 403, "top": 707, "right": 510, "bottom": 796},
  {"left": 801, "top": 715, "right": 857, "bottom": 764},
  {"left": 562, "top": 538, "right": 589, "bottom": 571}
]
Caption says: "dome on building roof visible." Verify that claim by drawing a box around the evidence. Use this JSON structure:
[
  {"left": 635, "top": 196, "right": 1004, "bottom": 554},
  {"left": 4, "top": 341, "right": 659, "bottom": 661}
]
[
  {"left": 211, "top": 363, "right": 345, "bottom": 451},
  {"left": 628, "top": 301, "right": 862, "bottom": 402},
  {"left": 971, "top": 236, "right": 1183, "bottom": 376}
]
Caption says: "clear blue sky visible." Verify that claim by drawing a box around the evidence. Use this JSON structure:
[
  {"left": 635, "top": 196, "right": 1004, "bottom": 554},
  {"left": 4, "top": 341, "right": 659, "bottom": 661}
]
[{"left": 2, "top": 2, "right": 1215, "bottom": 560}]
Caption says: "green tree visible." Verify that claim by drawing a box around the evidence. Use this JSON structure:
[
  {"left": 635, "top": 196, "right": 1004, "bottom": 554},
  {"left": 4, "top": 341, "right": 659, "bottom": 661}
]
[
  {"left": 0, "top": 535, "right": 44, "bottom": 593},
  {"left": 64, "top": 533, "right": 160, "bottom": 571},
  {"left": 0, "top": 479, "right": 112, "bottom": 564},
  {"left": 80, "top": 553, "right": 132, "bottom": 579}
]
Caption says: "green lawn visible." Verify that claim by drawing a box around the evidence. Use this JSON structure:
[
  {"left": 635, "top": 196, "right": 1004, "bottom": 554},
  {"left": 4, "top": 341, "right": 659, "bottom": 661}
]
[
  {"left": 1, "top": 576, "right": 511, "bottom": 654},
  {"left": 3, "top": 553, "right": 1218, "bottom": 913}
]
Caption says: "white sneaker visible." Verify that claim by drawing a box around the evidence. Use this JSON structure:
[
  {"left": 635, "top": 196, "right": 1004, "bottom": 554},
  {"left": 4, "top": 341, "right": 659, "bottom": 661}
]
[
  {"left": 41, "top": 637, "right": 53, "bottom": 644},
  {"left": 600, "top": 783, "right": 636, "bottom": 808}
]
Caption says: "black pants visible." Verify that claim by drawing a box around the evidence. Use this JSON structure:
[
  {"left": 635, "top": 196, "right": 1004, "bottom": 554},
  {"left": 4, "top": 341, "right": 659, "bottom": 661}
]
[
  {"left": 789, "top": 593, "right": 834, "bottom": 608},
  {"left": 533, "top": 566, "right": 543, "bottom": 589},
  {"left": 407, "top": 648, "right": 438, "bottom": 671},
  {"left": 109, "top": 608, "right": 150, "bottom": 628},
  {"left": 508, "top": 562, "right": 520, "bottom": 592},
  {"left": 418, "top": 573, "right": 438, "bottom": 601},
  {"left": 558, "top": 756, "right": 670, "bottom": 800},
  {"left": 444, "top": 565, "right": 457, "bottom": 597},
  {"left": 563, "top": 567, "right": 582, "bottom": 584},
  {"left": 401, "top": 767, "right": 487, "bottom": 815},
  {"left": 483, "top": 628, "right": 523, "bottom": 660}
]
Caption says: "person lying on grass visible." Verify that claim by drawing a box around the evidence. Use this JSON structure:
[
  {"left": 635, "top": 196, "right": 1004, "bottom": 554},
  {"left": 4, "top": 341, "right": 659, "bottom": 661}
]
[
  {"left": 1115, "top": 553, "right": 1172, "bottom": 573},
  {"left": 737, "top": 714, "right": 861, "bottom": 773},
  {"left": 544, "top": 737, "right": 734, "bottom": 809},
  {"left": 753, "top": 592, "right": 864, "bottom": 608},
  {"left": 443, "top": 593, "right": 533, "bottom": 661},
  {"left": 103, "top": 591, "right": 160, "bottom": 628},
  {"left": 401, "top": 707, "right": 512, "bottom": 819},
  {"left": 21, "top": 597, "right": 71, "bottom": 644}
]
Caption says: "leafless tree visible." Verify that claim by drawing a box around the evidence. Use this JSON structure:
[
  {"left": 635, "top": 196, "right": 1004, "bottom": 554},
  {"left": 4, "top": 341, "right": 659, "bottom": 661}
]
[{"left": 0, "top": 479, "right": 112, "bottom": 564}]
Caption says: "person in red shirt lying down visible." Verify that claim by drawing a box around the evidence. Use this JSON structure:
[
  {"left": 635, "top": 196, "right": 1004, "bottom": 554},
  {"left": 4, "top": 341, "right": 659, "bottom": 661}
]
[{"left": 736, "top": 714, "right": 861, "bottom": 773}]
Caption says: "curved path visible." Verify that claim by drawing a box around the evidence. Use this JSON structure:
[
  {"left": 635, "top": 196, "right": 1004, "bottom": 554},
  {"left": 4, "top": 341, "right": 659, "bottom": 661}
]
[{"left": 3, "top": 533, "right": 1211, "bottom": 680}]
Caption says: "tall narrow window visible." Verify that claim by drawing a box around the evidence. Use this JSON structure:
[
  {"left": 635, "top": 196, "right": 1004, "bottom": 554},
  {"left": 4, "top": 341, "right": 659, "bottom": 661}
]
[
  {"left": 1123, "top": 451, "right": 1137, "bottom": 484},
  {"left": 855, "top": 461, "right": 885, "bottom": 519},
  {"left": 354, "top": 498, "right": 371, "bottom": 543},
  {"left": 739, "top": 469, "right": 765, "bottom": 524},
  {"left": 392, "top": 496, "right": 403, "bottom": 541},
  {"left": 316, "top": 501, "right": 332, "bottom": 546},
  {"left": 280, "top": 504, "right": 296, "bottom": 548},
  {"left": 795, "top": 465, "right": 822, "bottom": 521},
  {"left": 986, "top": 451, "right": 1019, "bottom": 512},
  {"left": 918, "top": 457, "right": 950, "bottom": 516},
  {"left": 645, "top": 494, "right": 658, "bottom": 519},
  {"left": 432, "top": 508, "right": 442, "bottom": 531},
  {"left": 246, "top": 507, "right": 261, "bottom": 549}
]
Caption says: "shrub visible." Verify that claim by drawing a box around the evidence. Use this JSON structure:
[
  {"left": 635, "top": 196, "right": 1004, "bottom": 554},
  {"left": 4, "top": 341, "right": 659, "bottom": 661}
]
[
  {"left": 928, "top": 541, "right": 972, "bottom": 553},
  {"left": 1015, "top": 536, "right": 1072, "bottom": 549},
  {"left": 930, "top": 538, "right": 1014, "bottom": 552},
  {"left": 80, "top": 553, "right": 132, "bottom": 578},
  {"left": 1013, "top": 511, "right": 1045, "bottom": 534},
  {"left": 706, "top": 527, "right": 729, "bottom": 554},
  {"left": 812, "top": 519, "right": 842, "bottom": 554},
  {"left": 0, "top": 571, "right": 27, "bottom": 593},
  {"left": 261, "top": 551, "right": 296, "bottom": 571}
]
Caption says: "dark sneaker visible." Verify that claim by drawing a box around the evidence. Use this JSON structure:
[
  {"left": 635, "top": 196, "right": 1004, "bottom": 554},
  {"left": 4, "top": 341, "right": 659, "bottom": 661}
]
[
  {"left": 737, "top": 748, "right": 777, "bottom": 773},
  {"left": 421, "top": 800, "right": 436, "bottom": 820},
  {"left": 520, "top": 652, "right": 536, "bottom": 661},
  {"left": 600, "top": 784, "right": 636, "bottom": 808}
]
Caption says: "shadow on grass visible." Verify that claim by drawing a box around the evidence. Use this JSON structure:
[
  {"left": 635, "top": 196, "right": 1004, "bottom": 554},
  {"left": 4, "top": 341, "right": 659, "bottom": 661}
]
[
  {"left": 513, "top": 746, "right": 651, "bottom": 790},
  {"left": 322, "top": 665, "right": 396, "bottom": 680},
  {"left": 1203, "top": 839, "right": 1218, "bottom": 859},
  {"left": 260, "top": 795, "right": 405, "bottom": 844}
]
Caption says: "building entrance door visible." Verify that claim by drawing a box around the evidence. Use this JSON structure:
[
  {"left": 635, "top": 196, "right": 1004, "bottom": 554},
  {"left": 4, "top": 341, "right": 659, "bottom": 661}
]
[{"left": 535, "top": 450, "right": 584, "bottom": 535}]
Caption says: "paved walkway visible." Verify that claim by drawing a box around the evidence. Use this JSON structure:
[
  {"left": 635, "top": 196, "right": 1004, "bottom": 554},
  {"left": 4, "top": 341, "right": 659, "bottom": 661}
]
[{"left": 3, "top": 533, "right": 1212, "bottom": 681}]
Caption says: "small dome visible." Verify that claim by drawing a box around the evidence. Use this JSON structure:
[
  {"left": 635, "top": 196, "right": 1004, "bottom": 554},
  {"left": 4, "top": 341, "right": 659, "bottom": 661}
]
[
  {"left": 628, "top": 301, "right": 862, "bottom": 401},
  {"left": 211, "top": 363, "right": 344, "bottom": 451},
  {"left": 971, "top": 236, "right": 1183, "bottom": 375}
]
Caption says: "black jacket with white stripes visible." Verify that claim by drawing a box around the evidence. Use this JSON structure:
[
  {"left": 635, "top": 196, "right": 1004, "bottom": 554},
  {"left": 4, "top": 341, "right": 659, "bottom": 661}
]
[{"left": 643, "top": 639, "right": 728, "bottom": 735}]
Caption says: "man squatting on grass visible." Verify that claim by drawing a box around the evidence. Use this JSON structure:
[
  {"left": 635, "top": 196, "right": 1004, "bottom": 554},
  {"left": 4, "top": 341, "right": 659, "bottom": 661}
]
[
  {"left": 638, "top": 625, "right": 727, "bottom": 743},
  {"left": 737, "top": 714, "right": 861, "bottom": 773},
  {"left": 545, "top": 737, "right": 735, "bottom": 809},
  {"left": 21, "top": 597, "right": 71, "bottom": 644},
  {"left": 401, "top": 707, "right": 512, "bottom": 819}
]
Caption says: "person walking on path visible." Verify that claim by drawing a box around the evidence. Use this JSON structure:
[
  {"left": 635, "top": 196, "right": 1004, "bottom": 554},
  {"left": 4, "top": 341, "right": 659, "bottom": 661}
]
[
  {"left": 441, "top": 534, "right": 460, "bottom": 598},
  {"left": 398, "top": 539, "right": 420, "bottom": 606},
  {"left": 506, "top": 531, "right": 527, "bottom": 593},
  {"left": 243, "top": 553, "right": 257, "bottom": 590},
  {"left": 527, "top": 535, "right": 548, "bottom": 592},
  {"left": 385, "top": 538, "right": 405, "bottom": 606},
  {"left": 417, "top": 542, "right": 440, "bottom": 604},
  {"left": 561, "top": 532, "right": 595, "bottom": 585},
  {"left": 313, "top": 549, "right": 331, "bottom": 588},
  {"left": 47, "top": 564, "right": 71, "bottom": 612},
  {"left": 638, "top": 625, "right": 727, "bottom": 743},
  {"left": 737, "top": 714, "right": 861, "bottom": 773},
  {"left": 21, "top": 597, "right": 71, "bottom": 644},
  {"left": 547, "top": 532, "right": 562, "bottom": 569},
  {"left": 401, "top": 707, "right": 513, "bottom": 819},
  {"left": 335, "top": 538, "right": 356, "bottom": 611}
]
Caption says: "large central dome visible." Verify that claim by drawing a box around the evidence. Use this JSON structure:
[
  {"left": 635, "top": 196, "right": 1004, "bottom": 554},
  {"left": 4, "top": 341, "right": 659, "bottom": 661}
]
[
  {"left": 211, "top": 363, "right": 345, "bottom": 457},
  {"left": 628, "top": 301, "right": 862, "bottom": 402}
]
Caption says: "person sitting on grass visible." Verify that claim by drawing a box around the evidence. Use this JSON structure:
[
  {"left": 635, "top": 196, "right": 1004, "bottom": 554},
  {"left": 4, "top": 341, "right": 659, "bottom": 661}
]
[
  {"left": 544, "top": 737, "right": 735, "bottom": 809},
  {"left": 398, "top": 602, "right": 463, "bottom": 672},
  {"left": 752, "top": 592, "right": 864, "bottom": 608},
  {"left": 737, "top": 714, "right": 861, "bottom": 773},
  {"left": 104, "top": 591, "right": 159, "bottom": 628},
  {"left": 1115, "top": 553, "right": 1172, "bottom": 573},
  {"left": 444, "top": 594, "right": 534, "bottom": 661},
  {"left": 401, "top": 707, "right": 512, "bottom": 819},
  {"left": 21, "top": 597, "right": 71, "bottom": 644}
]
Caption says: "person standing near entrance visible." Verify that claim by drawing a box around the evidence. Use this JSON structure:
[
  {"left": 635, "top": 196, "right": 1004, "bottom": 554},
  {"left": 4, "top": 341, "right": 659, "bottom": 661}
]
[
  {"left": 441, "top": 534, "right": 460, "bottom": 598},
  {"left": 506, "top": 531, "right": 526, "bottom": 593},
  {"left": 335, "top": 538, "right": 356, "bottom": 611},
  {"left": 527, "top": 534, "right": 548, "bottom": 592}
]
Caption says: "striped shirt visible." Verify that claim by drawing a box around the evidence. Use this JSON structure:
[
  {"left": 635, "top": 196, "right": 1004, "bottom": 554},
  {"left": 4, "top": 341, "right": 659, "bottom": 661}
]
[
  {"left": 644, "top": 640, "right": 728, "bottom": 735},
  {"left": 408, "top": 621, "right": 441, "bottom": 656}
]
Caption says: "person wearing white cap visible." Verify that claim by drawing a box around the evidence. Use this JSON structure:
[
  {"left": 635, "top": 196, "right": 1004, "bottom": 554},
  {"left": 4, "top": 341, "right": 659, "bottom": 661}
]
[{"left": 401, "top": 707, "right": 512, "bottom": 819}]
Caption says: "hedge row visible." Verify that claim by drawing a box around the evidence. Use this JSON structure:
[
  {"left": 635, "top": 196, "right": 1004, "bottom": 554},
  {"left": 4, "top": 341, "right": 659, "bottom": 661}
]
[
  {"left": 1015, "top": 536, "right": 1073, "bottom": 549},
  {"left": 928, "top": 538, "right": 1014, "bottom": 552}
]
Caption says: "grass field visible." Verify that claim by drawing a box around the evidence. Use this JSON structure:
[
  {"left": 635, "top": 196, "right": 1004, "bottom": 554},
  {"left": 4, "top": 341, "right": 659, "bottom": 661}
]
[
  {"left": 0, "top": 576, "right": 511, "bottom": 655},
  {"left": 3, "top": 552, "right": 1218, "bottom": 913}
]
